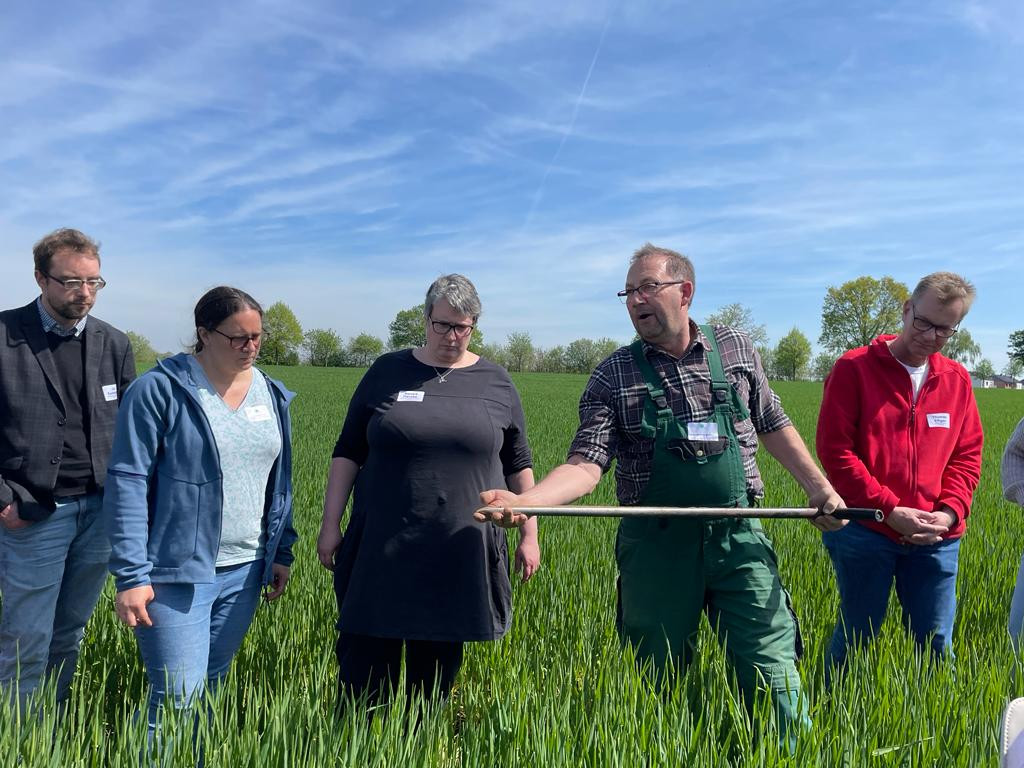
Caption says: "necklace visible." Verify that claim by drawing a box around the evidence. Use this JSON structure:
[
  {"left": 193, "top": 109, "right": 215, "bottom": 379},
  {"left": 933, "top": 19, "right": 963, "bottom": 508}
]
[{"left": 433, "top": 365, "right": 456, "bottom": 383}]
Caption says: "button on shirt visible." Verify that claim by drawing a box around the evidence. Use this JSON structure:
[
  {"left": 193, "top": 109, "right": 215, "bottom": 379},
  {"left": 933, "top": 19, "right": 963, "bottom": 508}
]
[{"left": 568, "top": 322, "right": 791, "bottom": 505}]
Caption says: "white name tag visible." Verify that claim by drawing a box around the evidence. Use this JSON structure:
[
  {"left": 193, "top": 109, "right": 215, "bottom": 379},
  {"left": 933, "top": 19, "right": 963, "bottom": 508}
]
[
  {"left": 102, "top": 384, "right": 118, "bottom": 402},
  {"left": 687, "top": 422, "right": 719, "bottom": 441},
  {"left": 244, "top": 405, "right": 273, "bottom": 422},
  {"left": 397, "top": 390, "right": 425, "bottom": 402},
  {"left": 926, "top": 413, "right": 950, "bottom": 428}
]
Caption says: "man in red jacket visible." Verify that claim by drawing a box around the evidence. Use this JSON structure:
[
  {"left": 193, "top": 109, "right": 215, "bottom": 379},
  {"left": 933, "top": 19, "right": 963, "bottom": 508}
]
[{"left": 816, "top": 271, "right": 982, "bottom": 682}]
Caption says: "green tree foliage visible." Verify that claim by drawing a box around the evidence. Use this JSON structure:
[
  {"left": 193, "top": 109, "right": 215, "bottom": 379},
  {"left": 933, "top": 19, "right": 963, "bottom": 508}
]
[
  {"left": 126, "top": 331, "right": 159, "bottom": 370},
  {"left": 564, "top": 338, "right": 612, "bottom": 374},
  {"left": 811, "top": 351, "right": 835, "bottom": 381},
  {"left": 304, "top": 328, "right": 342, "bottom": 367},
  {"left": 756, "top": 345, "right": 775, "bottom": 380},
  {"left": 819, "top": 276, "right": 909, "bottom": 355},
  {"left": 1009, "top": 330, "right": 1024, "bottom": 366},
  {"left": 773, "top": 327, "right": 812, "bottom": 381},
  {"left": 261, "top": 302, "right": 304, "bottom": 365},
  {"left": 594, "top": 337, "right": 620, "bottom": 364},
  {"left": 534, "top": 346, "right": 567, "bottom": 373},
  {"left": 942, "top": 328, "right": 981, "bottom": 367},
  {"left": 974, "top": 358, "right": 996, "bottom": 378},
  {"left": 504, "top": 331, "right": 535, "bottom": 373},
  {"left": 468, "top": 327, "right": 484, "bottom": 355},
  {"left": 347, "top": 333, "right": 384, "bottom": 367},
  {"left": 1003, "top": 358, "right": 1023, "bottom": 379},
  {"left": 704, "top": 303, "right": 768, "bottom": 348},
  {"left": 388, "top": 306, "right": 425, "bottom": 350}
]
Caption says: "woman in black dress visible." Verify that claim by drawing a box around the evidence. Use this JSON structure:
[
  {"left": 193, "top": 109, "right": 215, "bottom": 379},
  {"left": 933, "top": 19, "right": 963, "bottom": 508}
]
[{"left": 317, "top": 273, "right": 539, "bottom": 705}]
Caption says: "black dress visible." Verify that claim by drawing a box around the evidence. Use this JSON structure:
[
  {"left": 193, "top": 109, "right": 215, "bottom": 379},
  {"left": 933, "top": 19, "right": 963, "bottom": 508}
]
[{"left": 332, "top": 350, "right": 533, "bottom": 642}]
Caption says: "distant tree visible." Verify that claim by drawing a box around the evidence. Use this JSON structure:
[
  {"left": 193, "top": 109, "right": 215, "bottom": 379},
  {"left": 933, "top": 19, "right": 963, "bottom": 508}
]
[
  {"left": 304, "top": 328, "right": 342, "bottom": 367},
  {"left": 819, "top": 276, "right": 909, "bottom": 355},
  {"left": 594, "top": 337, "right": 621, "bottom": 364},
  {"left": 504, "top": 331, "right": 535, "bottom": 373},
  {"left": 479, "top": 343, "right": 508, "bottom": 368},
  {"left": 261, "top": 302, "right": 303, "bottom": 365},
  {"left": 756, "top": 345, "right": 776, "bottom": 380},
  {"left": 1010, "top": 330, "right": 1024, "bottom": 366},
  {"left": 942, "top": 328, "right": 981, "bottom": 367},
  {"left": 468, "top": 327, "right": 484, "bottom": 355},
  {"left": 347, "top": 333, "right": 384, "bottom": 367},
  {"left": 1003, "top": 358, "right": 1024, "bottom": 379},
  {"left": 388, "top": 306, "right": 425, "bottom": 350},
  {"left": 126, "top": 331, "right": 159, "bottom": 370},
  {"left": 811, "top": 351, "right": 835, "bottom": 381},
  {"left": 564, "top": 338, "right": 601, "bottom": 374},
  {"left": 974, "top": 358, "right": 996, "bottom": 379},
  {"left": 535, "top": 346, "right": 567, "bottom": 373},
  {"left": 705, "top": 303, "right": 768, "bottom": 348},
  {"left": 774, "top": 327, "right": 812, "bottom": 381}
]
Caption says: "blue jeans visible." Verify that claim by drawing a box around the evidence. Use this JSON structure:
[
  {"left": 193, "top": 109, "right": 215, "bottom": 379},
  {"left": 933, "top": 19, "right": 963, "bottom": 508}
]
[
  {"left": 0, "top": 493, "right": 109, "bottom": 710},
  {"left": 823, "top": 522, "right": 960, "bottom": 681},
  {"left": 134, "top": 559, "right": 263, "bottom": 734},
  {"left": 1008, "top": 554, "right": 1024, "bottom": 651}
]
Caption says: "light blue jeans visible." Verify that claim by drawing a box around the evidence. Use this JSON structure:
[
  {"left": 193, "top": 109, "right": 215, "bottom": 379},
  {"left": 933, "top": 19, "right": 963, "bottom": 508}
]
[
  {"left": 823, "top": 522, "right": 960, "bottom": 685},
  {"left": 0, "top": 493, "right": 109, "bottom": 710},
  {"left": 134, "top": 559, "right": 263, "bottom": 735}
]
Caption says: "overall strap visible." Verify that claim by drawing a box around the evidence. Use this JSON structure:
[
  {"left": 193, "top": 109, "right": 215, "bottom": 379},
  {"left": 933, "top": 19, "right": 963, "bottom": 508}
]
[
  {"left": 699, "top": 325, "right": 750, "bottom": 421},
  {"left": 630, "top": 340, "right": 674, "bottom": 438}
]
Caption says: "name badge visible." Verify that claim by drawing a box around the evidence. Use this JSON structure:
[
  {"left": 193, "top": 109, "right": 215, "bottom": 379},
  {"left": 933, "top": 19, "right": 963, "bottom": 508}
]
[
  {"left": 397, "top": 390, "right": 425, "bottom": 402},
  {"left": 687, "top": 422, "right": 719, "bottom": 441},
  {"left": 102, "top": 384, "right": 118, "bottom": 402},
  {"left": 926, "top": 413, "right": 950, "bottom": 428},
  {"left": 244, "top": 405, "right": 273, "bottom": 422}
]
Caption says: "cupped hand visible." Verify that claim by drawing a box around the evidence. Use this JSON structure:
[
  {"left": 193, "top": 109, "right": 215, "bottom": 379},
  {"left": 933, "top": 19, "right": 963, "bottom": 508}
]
[
  {"left": 115, "top": 585, "right": 155, "bottom": 628},
  {"left": 475, "top": 489, "right": 530, "bottom": 528}
]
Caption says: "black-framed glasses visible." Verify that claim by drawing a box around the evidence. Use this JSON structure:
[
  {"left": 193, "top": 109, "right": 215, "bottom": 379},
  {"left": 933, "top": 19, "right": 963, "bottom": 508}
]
[
  {"left": 910, "top": 304, "right": 959, "bottom": 339},
  {"left": 429, "top": 318, "right": 475, "bottom": 338},
  {"left": 616, "top": 280, "right": 686, "bottom": 303},
  {"left": 42, "top": 272, "right": 107, "bottom": 292},
  {"left": 210, "top": 327, "right": 265, "bottom": 349}
]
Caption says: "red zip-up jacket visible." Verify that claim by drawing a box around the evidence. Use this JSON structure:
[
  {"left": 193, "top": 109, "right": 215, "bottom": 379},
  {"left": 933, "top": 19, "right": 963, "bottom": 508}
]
[{"left": 816, "top": 334, "right": 983, "bottom": 542}]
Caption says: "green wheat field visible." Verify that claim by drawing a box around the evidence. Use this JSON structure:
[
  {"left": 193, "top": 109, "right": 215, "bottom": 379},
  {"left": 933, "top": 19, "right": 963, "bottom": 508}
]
[{"left": 2, "top": 367, "right": 1023, "bottom": 767}]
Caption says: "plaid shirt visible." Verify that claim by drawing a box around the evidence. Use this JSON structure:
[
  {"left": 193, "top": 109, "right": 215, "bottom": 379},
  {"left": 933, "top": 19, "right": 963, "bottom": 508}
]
[
  {"left": 568, "top": 322, "right": 791, "bottom": 505},
  {"left": 36, "top": 297, "right": 87, "bottom": 337}
]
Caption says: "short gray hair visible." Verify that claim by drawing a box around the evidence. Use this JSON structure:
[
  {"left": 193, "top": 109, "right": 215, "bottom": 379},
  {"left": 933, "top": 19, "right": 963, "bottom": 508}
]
[
  {"left": 911, "top": 271, "right": 976, "bottom": 314},
  {"left": 630, "top": 243, "right": 696, "bottom": 290},
  {"left": 424, "top": 274, "right": 482, "bottom": 321}
]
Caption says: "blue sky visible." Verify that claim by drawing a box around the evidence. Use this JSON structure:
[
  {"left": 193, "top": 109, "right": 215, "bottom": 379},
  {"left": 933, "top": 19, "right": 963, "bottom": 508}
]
[{"left": 1, "top": 0, "right": 1021, "bottom": 367}]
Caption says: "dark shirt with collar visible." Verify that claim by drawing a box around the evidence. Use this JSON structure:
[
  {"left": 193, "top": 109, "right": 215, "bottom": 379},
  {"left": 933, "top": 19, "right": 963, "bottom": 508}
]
[
  {"left": 568, "top": 320, "right": 790, "bottom": 505},
  {"left": 0, "top": 299, "right": 136, "bottom": 519}
]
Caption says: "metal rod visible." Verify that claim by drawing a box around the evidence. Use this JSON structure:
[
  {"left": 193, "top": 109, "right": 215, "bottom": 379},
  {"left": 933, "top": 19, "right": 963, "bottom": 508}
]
[{"left": 475, "top": 505, "right": 884, "bottom": 522}]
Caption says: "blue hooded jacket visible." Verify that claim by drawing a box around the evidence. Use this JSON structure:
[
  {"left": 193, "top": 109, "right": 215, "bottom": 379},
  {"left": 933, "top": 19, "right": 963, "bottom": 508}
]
[{"left": 104, "top": 353, "right": 297, "bottom": 591}]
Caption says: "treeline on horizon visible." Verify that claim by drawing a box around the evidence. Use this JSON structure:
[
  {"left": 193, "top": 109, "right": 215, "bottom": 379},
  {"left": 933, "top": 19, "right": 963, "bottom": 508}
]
[{"left": 127, "top": 275, "right": 1024, "bottom": 382}]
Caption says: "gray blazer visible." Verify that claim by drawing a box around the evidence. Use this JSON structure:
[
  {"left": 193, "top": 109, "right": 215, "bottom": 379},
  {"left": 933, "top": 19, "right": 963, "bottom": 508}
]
[{"left": 0, "top": 301, "right": 136, "bottom": 520}]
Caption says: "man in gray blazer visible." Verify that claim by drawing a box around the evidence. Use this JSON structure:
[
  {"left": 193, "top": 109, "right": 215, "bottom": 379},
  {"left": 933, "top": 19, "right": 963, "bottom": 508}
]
[{"left": 0, "top": 228, "right": 135, "bottom": 711}]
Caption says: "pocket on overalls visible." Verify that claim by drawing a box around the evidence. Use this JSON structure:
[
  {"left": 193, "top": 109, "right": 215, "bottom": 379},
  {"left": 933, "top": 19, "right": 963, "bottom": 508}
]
[
  {"left": 615, "top": 518, "right": 651, "bottom": 574},
  {"left": 751, "top": 525, "right": 804, "bottom": 661}
]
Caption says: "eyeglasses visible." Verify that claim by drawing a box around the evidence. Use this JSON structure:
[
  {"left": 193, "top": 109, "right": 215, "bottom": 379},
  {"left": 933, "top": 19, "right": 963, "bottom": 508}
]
[
  {"left": 616, "top": 280, "right": 686, "bottom": 303},
  {"left": 210, "top": 327, "right": 265, "bottom": 349},
  {"left": 909, "top": 304, "right": 959, "bottom": 339},
  {"left": 429, "top": 319, "right": 475, "bottom": 338},
  {"left": 42, "top": 272, "right": 107, "bottom": 292}
]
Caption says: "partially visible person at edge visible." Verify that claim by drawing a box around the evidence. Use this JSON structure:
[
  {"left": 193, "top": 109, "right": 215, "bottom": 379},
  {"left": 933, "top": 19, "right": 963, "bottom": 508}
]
[
  {"left": 816, "top": 272, "right": 982, "bottom": 682},
  {"left": 104, "top": 286, "right": 297, "bottom": 737},
  {"left": 0, "top": 228, "right": 135, "bottom": 712},
  {"left": 476, "top": 244, "right": 845, "bottom": 751},
  {"left": 317, "top": 274, "right": 538, "bottom": 709},
  {"left": 1003, "top": 418, "right": 1024, "bottom": 649}
]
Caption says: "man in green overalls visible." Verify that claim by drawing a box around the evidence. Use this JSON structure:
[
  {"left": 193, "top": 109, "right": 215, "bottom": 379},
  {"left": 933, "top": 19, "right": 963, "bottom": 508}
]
[{"left": 478, "top": 243, "right": 847, "bottom": 748}]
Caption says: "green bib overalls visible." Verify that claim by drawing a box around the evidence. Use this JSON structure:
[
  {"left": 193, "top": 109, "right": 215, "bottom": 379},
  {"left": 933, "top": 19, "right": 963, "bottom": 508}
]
[{"left": 615, "top": 329, "right": 810, "bottom": 742}]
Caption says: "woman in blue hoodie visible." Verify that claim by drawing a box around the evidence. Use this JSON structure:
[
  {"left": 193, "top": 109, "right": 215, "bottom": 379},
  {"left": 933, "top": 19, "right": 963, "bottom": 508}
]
[{"left": 104, "top": 286, "right": 296, "bottom": 735}]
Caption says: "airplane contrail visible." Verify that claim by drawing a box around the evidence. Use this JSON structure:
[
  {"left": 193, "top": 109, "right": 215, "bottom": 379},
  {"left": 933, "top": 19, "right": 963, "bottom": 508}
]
[{"left": 524, "top": 12, "right": 613, "bottom": 228}]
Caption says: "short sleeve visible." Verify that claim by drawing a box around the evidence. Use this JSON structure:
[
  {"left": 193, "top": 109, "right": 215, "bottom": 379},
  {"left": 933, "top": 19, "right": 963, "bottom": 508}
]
[
  {"left": 332, "top": 364, "right": 380, "bottom": 465},
  {"left": 498, "top": 380, "right": 533, "bottom": 476}
]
